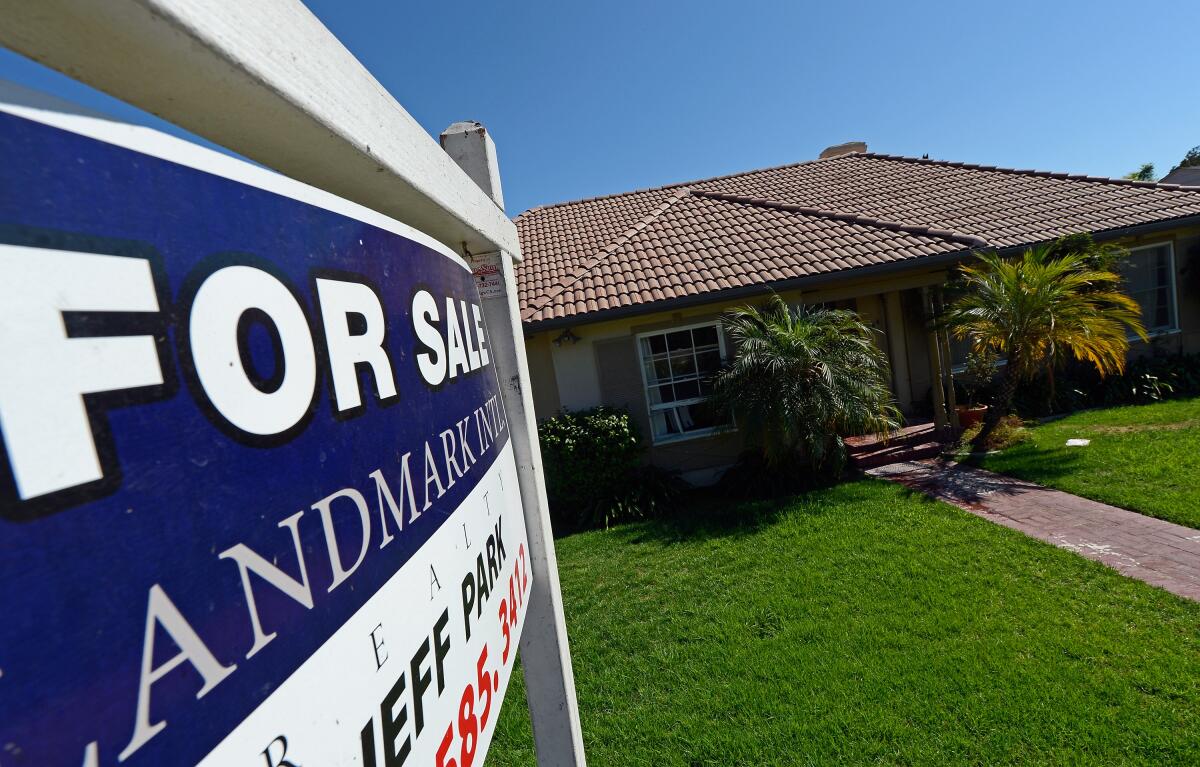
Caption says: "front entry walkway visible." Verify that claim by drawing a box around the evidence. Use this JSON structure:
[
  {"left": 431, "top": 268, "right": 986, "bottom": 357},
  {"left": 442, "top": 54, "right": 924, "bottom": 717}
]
[{"left": 869, "top": 459, "right": 1200, "bottom": 602}]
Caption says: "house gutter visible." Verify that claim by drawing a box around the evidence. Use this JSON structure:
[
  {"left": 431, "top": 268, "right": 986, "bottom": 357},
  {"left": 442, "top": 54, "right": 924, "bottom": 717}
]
[{"left": 522, "top": 213, "right": 1200, "bottom": 334}]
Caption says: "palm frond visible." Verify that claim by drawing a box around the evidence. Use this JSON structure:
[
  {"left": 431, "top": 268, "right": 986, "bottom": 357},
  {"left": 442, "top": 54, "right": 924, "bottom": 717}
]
[
  {"left": 943, "top": 236, "right": 1145, "bottom": 392},
  {"left": 711, "top": 294, "right": 900, "bottom": 471}
]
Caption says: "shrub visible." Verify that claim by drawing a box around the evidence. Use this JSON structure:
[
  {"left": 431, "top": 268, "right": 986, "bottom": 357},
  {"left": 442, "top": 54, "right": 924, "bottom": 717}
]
[
  {"left": 958, "top": 415, "right": 1030, "bottom": 452},
  {"left": 955, "top": 348, "right": 1000, "bottom": 407},
  {"left": 714, "top": 449, "right": 841, "bottom": 500},
  {"left": 537, "top": 407, "right": 679, "bottom": 533},
  {"left": 1013, "top": 352, "right": 1200, "bottom": 417}
]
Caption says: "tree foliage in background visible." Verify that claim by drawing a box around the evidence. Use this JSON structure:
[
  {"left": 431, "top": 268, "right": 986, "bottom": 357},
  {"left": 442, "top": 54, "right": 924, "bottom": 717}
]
[
  {"left": 943, "top": 238, "right": 1146, "bottom": 447},
  {"left": 1124, "top": 163, "right": 1156, "bottom": 181},
  {"left": 1038, "top": 231, "right": 1127, "bottom": 272},
  {"left": 1173, "top": 145, "right": 1200, "bottom": 172},
  {"left": 710, "top": 294, "right": 899, "bottom": 477}
]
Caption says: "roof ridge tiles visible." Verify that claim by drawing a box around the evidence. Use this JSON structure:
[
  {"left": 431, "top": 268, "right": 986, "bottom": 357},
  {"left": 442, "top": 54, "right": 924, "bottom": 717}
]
[
  {"left": 858, "top": 152, "right": 1200, "bottom": 192},
  {"left": 512, "top": 155, "right": 851, "bottom": 219},
  {"left": 520, "top": 188, "right": 691, "bottom": 320},
  {"left": 690, "top": 190, "right": 989, "bottom": 248},
  {"left": 514, "top": 151, "right": 1200, "bottom": 221}
]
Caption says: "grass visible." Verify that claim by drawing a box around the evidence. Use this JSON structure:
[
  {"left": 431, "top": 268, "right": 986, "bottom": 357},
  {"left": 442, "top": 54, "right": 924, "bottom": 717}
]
[
  {"left": 975, "top": 396, "right": 1200, "bottom": 530},
  {"left": 488, "top": 480, "right": 1200, "bottom": 765}
]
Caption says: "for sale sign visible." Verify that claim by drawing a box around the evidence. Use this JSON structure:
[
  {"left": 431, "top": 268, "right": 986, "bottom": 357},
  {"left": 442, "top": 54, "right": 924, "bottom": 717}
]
[{"left": 0, "top": 104, "right": 530, "bottom": 765}]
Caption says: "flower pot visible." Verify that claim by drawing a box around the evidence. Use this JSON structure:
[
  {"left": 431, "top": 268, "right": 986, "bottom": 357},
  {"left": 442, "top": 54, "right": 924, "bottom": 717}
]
[{"left": 956, "top": 405, "right": 988, "bottom": 429}]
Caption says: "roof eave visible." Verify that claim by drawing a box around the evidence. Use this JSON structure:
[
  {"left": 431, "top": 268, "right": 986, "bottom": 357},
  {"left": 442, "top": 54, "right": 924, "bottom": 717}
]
[{"left": 522, "top": 247, "right": 974, "bottom": 333}]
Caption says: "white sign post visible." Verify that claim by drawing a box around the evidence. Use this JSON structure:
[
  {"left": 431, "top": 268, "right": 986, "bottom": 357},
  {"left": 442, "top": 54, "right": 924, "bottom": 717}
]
[{"left": 442, "top": 122, "right": 588, "bottom": 766}]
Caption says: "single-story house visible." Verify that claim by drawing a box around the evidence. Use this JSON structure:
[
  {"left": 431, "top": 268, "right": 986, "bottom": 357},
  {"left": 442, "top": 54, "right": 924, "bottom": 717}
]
[
  {"left": 514, "top": 144, "right": 1200, "bottom": 483},
  {"left": 1163, "top": 165, "right": 1200, "bottom": 186}
]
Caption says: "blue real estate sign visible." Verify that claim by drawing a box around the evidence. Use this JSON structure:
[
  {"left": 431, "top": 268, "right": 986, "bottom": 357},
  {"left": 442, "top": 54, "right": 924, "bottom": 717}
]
[{"left": 0, "top": 105, "right": 531, "bottom": 765}]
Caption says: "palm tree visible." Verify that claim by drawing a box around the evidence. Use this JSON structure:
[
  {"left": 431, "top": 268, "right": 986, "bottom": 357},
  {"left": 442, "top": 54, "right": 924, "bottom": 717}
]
[
  {"left": 1124, "top": 163, "right": 1156, "bottom": 181},
  {"left": 943, "top": 242, "right": 1147, "bottom": 446},
  {"left": 1021, "top": 232, "right": 1128, "bottom": 408},
  {"left": 710, "top": 294, "right": 900, "bottom": 475}
]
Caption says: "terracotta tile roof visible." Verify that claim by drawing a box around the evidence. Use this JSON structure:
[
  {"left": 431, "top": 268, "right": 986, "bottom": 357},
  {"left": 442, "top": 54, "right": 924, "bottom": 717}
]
[{"left": 516, "top": 152, "right": 1200, "bottom": 325}]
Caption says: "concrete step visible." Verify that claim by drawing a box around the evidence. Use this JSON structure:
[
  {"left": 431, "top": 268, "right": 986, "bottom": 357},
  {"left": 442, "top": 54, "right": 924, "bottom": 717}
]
[
  {"left": 849, "top": 440, "right": 945, "bottom": 470},
  {"left": 846, "top": 423, "right": 939, "bottom": 455}
]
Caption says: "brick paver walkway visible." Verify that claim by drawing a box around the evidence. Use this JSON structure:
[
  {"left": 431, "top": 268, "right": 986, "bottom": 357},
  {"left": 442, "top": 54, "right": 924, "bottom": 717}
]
[{"left": 869, "top": 459, "right": 1200, "bottom": 601}]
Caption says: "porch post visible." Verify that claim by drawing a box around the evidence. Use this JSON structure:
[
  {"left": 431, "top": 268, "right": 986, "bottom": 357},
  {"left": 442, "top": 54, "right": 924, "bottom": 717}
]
[
  {"left": 881, "top": 291, "right": 913, "bottom": 412},
  {"left": 921, "top": 286, "right": 950, "bottom": 432},
  {"left": 933, "top": 287, "right": 960, "bottom": 430}
]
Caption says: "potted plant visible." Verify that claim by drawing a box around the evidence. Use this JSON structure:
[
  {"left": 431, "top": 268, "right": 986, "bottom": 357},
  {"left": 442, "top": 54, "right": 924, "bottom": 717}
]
[{"left": 955, "top": 348, "right": 997, "bottom": 429}]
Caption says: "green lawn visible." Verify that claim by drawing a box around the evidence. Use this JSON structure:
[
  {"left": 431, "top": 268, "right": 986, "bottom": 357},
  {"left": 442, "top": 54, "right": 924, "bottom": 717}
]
[
  {"left": 488, "top": 480, "right": 1200, "bottom": 765},
  {"left": 977, "top": 396, "right": 1200, "bottom": 530}
]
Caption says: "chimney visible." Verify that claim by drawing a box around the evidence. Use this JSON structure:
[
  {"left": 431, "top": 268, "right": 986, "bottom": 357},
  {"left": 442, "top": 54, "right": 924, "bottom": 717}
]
[{"left": 819, "top": 141, "right": 868, "bottom": 159}]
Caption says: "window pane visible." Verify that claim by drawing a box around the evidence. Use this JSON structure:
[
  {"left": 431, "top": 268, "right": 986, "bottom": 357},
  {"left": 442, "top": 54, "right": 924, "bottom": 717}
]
[
  {"left": 948, "top": 336, "right": 972, "bottom": 368},
  {"left": 675, "top": 405, "right": 697, "bottom": 432},
  {"left": 678, "top": 401, "right": 726, "bottom": 432},
  {"left": 670, "top": 352, "right": 696, "bottom": 378},
  {"left": 645, "top": 358, "right": 671, "bottom": 383},
  {"left": 692, "top": 325, "right": 718, "bottom": 347},
  {"left": 645, "top": 334, "right": 667, "bottom": 355},
  {"left": 666, "top": 329, "right": 692, "bottom": 352},
  {"left": 1123, "top": 250, "right": 1155, "bottom": 293},
  {"left": 1122, "top": 246, "right": 1174, "bottom": 332},
  {"left": 653, "top": 358, "right": 671, "bottom": 381},
  {"left": 649, "top": 384, "right": 674, "bottom": 405},
  {"left": 651, "top": 409, "right": 680, "bottom": 437},
  {"left": 1154, "top": 286, "right": 1170, "bottom": 328},
  {"left": 675, "top": 379, "right": 700, "bottom": 400},
  {"left": 696, "top": 349, "right": 722, "bottom": 374}
]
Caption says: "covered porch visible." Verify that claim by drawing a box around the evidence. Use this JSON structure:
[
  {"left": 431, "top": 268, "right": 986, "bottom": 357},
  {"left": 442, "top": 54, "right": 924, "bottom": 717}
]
[{"left": 816, "top": 279, "right": 962, "bottom": 434}]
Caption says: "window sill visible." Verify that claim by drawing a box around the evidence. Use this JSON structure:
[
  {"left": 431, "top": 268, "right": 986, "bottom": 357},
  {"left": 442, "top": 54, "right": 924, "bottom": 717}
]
[
  {"left": 950, "top": 330, "right": 1182, "bottom": 374},
  {"left": 650, "top": 427, "right": 733, "bottom": 447},
  {"left": 1130, "top": 327, "right": 1181, "bottom": 342},
  {"left": 950, "top": 358, "right": 1008, "bottom": 375}
]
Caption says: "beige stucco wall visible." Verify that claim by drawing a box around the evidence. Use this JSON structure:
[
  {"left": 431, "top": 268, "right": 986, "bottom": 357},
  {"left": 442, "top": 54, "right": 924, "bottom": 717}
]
[
  {"left": 524, "top": 331, "right": 561, "bottom": 416},
  {"left": 523, "top": 267, "right": 947, "bottom": 478}
]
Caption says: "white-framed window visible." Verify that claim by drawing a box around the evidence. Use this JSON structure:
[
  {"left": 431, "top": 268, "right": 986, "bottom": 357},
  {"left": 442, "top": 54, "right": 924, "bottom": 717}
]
[
  {"left": 1122, "top": 242, "right": 1178, "bottom": 336},
  {"left": 948, "top": 336, "right": 971, "bottom": 374},
  {"left": 636, "top": 322, "right": 731, "bottom": 443},
  {"left": 948, "top": 336, "right": 1007, "bottom": 374}
]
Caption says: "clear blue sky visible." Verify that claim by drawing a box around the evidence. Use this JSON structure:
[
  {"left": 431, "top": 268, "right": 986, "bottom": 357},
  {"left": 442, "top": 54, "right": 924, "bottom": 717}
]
[{"left": 1, "top": 0, "right": 1196, "bottom": 216}]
